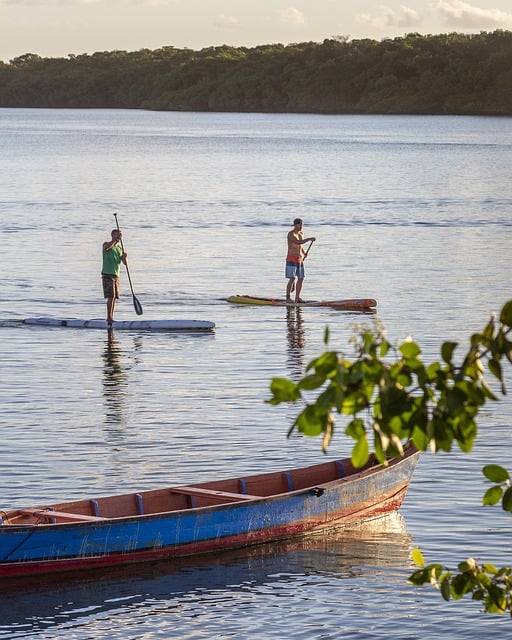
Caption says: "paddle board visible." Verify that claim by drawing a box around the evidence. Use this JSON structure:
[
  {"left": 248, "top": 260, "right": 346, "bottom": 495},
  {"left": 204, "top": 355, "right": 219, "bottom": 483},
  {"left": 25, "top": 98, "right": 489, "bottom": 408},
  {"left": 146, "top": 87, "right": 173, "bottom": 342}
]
[
  {"left": 226, "top": 295, "right": 377, "bottom": 309},
  {"left": 23, "top": 318, "right": 215, "bottom": 331}
]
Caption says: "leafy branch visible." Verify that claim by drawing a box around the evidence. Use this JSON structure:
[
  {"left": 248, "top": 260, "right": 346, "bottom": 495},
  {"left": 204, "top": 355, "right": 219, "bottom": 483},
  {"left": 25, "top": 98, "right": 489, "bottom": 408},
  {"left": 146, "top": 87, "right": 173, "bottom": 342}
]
[
  {"left": 267, "top": 299, "right": 512, "bottom": 614},
  {"left": 267, "top": 300, "right": 512, "bottom": 467}
]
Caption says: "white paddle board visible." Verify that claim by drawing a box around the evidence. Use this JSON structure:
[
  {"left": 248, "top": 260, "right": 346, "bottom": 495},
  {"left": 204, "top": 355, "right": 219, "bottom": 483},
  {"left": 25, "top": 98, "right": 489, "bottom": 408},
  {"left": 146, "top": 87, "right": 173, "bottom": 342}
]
[{"left": 23, "top": 318, "right": 215, "bottom": 331}]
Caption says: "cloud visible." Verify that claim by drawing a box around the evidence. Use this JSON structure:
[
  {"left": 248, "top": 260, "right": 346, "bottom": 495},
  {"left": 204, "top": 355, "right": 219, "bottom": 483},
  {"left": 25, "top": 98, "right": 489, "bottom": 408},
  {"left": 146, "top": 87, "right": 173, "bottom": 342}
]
[
  {"left": 399, "top": 5, "right": 422, "bottom": 27},
  {"left": 279, "top": 7, "right": 306, "bottom": 27},
  {"left": 0, "top": 0, "right": 178, "bottom": 4},
  {"left": 432, "top": 1, "right": 512, "bottom": 29},
  {"left": 357, "top": 5, "right": 422, "bottom": 30},
  {"left": 214, "top": 14, "right": 239, "bottom": 29},
  {"left": 131, "top": 0, "right": 177, "bottom": 5},
  {"left": 0, "top": 0, "right": 97, "bottom": 4}
]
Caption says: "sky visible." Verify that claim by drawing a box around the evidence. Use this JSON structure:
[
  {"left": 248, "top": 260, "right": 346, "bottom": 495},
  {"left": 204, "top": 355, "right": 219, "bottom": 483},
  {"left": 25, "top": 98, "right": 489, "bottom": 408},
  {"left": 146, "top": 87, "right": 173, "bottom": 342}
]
[{"left": 1, "top": 0, "right": 512, "bottom": 63}]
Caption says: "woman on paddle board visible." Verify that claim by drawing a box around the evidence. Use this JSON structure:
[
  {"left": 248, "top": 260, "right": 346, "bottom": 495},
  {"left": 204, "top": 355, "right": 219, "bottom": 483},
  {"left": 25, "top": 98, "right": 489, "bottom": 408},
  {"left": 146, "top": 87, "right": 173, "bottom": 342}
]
[
  {"left": 101, "top": 229, "right": 127, "bottom": 324},
  {"left": 286, "top": 218, "right": 315, "bottom": 303}
]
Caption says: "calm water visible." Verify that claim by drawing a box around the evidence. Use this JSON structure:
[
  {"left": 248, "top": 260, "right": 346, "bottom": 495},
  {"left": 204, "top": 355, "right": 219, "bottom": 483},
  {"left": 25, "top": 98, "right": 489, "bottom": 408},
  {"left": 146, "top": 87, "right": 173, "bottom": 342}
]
[{"left": 1, "top": 109, "right": 512, "bottom": 638}]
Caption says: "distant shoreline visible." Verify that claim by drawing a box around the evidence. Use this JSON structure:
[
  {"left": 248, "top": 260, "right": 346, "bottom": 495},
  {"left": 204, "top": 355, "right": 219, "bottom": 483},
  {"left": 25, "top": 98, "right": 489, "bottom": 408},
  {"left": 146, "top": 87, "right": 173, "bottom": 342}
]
[{"left": 1, "top": 31, "right": 511, "bottom": 116}]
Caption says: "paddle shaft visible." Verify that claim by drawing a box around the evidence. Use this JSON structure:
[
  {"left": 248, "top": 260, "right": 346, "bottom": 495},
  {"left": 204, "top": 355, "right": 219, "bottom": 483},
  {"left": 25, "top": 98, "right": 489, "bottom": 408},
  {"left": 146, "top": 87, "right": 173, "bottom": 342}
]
[
  {"left": 113, "top": 213, "right": 143, "bottom": 315},
  {"left": 304, "top": 239, "right": 314, "bottom": 259}
]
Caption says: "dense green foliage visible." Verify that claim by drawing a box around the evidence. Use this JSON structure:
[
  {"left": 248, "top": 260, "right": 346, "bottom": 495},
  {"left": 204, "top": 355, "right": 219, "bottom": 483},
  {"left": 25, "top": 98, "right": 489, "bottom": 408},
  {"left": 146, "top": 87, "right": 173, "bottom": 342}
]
[
  {"left": 1, "top": 31, "right": 511, "bottom": 114},
  {"left": 268, "top": 300, "right": 512, "bottom": 613}
]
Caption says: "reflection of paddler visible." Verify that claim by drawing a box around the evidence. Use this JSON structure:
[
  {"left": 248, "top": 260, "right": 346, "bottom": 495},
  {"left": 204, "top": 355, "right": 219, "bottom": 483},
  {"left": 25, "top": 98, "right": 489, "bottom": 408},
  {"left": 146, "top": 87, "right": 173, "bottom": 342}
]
[
  {"left": 104, "top": 330, "right": 124, "bottom": 384},
  {"left": 102, "top": 331, "right": 126, "bottom": 424},
  {"left": 286, "top": 305, "right": 305, "bottom": 377}
]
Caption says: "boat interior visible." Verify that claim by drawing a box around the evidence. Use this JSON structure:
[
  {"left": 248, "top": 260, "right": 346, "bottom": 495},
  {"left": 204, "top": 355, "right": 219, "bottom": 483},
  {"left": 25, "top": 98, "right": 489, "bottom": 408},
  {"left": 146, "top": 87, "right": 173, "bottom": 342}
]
[{"left": 1, "top": 454, "right": 377, "bottom": 526}]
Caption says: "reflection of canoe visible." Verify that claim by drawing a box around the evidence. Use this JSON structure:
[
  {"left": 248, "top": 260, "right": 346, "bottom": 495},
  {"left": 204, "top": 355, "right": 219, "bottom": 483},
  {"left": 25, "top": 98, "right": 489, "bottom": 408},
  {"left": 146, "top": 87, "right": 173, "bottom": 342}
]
[
  {"left": 226, "top": 295, "right": 377, "bottom": 309},
  {"left": 0, "top": 443, "right": 419, "bottom": 579},
  {"left": 2, "top": 514, "right": 413, "bottom": 632},
  {"left": 22, "top": 317, "right": 215, "bottom": 331}
]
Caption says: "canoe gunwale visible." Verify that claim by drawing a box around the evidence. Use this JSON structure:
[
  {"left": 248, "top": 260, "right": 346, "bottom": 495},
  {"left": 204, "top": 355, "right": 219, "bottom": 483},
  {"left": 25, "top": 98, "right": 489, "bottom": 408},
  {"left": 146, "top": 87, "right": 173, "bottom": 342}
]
[{"left": 2, "top": 445, "right": 417, "bottom": 529}]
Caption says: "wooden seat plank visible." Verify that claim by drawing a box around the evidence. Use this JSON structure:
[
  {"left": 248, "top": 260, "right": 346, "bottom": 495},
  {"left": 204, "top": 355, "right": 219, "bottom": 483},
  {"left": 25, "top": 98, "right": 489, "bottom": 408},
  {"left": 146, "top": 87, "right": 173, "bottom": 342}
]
[
  {"left": 19, "top": 509, "right": 105, "bottom": 522},
  {"left": 170, "top": 487, "right": 259, "bottom": 501}
]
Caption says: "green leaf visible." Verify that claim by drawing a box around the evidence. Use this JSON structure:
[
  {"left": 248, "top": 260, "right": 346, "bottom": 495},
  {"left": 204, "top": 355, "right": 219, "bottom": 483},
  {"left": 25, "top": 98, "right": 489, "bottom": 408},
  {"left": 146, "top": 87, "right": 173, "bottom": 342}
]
[
  {"left": 482, "top": 563, "right": 498, "bottom": 574},
  {"left": 345, "top": 417, "right": 366, "bottom": 439},
  {"left": 411, "top": 548, "right": 425, "bottom": 566},
  {"left": 352, "top": 435, "right": 369, "bottom": 467},
  {"left": 379, "top": 340, "right": 390, "bottom": 357},
  {"left": 450, "top": 575, "right": 470, "bottom": 599},
  {"left": 488, "top": 358, "right": 503, "bottom": 381},
  {"left": 400, "top": 341, "right": 421, "bottom": 359},
  {"left": 483, "top": 464, "right": 510, "bottom": 483},
  {"left": 311, "top": 351, "right": 339, "bottom": 376},
  {"left": 482, "top": 318, "right": 495, "bottom": 341},
  {"left": 441, "top": 341, "right": 458, "bottom": 363},
  {"left": 483, "top": 485, "right": 503, "bottom": 506},
  {"left": 440, "top": 576, "right": 452, "bottom": 601},
  {"left": 298, "top": 373, "right": 326, "bottom": 391},
  {"left": 499, "top": 300, "right": 512, "bottom": 327},
  {"left": 268, "top": 377, "right": 300, "bottom": 404},
  {"left": 408, "top": 568, "right": 429, "bottom": 585},
  {"left": 502, "top": 486, "right": 512, "bottom": 512},
  {"left": 296, "top": 405, "right": 325, "bottom": 437}
]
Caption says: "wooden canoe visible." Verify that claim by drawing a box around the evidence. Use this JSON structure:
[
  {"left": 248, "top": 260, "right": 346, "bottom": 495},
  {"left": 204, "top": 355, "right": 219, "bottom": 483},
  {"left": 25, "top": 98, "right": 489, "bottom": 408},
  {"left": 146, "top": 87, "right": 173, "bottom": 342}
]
[
  {"left": 226, "top": 295, "right": 377, "bottom": 309},
  {"left": 0, "top": 443, "right": 419, "bottom": 579}
]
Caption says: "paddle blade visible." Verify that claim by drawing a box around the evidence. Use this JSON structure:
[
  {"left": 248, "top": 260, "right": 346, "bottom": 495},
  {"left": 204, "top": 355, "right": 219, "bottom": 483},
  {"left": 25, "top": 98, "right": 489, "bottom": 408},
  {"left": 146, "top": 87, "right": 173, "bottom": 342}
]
[{"left": 133, "top": 295, "right": 143, "bottom": 316}]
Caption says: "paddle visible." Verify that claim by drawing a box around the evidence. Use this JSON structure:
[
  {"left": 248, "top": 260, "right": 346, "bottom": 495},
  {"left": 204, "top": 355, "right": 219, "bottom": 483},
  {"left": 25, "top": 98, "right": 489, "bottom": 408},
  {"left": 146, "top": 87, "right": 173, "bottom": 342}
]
[
  {"left": 113, "top": 213, "right": 143, "bottom": 316},
  {"left": 304, "top": 239, "right": 315, "bottom": 259}
]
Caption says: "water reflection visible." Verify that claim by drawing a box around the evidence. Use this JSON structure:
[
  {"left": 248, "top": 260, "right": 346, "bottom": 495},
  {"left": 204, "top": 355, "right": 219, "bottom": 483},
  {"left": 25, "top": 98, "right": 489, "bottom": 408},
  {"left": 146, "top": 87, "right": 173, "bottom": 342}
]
[
  {"left": 286, "top": 306, "right": 306, "bottom": 378},
  {"left": 0, "top": 514, "right": 413, "bottom": 637},
  {"left": 102, "top": 330, "right": 127, "bottom": 424}
]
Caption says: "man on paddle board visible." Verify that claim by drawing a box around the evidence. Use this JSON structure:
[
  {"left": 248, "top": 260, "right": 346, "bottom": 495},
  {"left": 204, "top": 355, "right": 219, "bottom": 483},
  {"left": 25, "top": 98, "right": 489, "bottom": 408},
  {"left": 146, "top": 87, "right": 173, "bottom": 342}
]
[
  {"left": 286, "top": 218, "right": 315, "bottom": 303},
  {"left": 102, "top": 229, "right": 127, "bottom": 324}
]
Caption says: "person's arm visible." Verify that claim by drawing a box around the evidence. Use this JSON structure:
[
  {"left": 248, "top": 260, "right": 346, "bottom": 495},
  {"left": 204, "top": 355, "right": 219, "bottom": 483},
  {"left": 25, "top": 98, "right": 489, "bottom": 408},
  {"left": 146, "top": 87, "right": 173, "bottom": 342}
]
[
  {"left": 103, "top": 239, "right": 117, "bottom": 252},
  {"left": 288, "top": 233, "right": 316, "bottom": 246}
]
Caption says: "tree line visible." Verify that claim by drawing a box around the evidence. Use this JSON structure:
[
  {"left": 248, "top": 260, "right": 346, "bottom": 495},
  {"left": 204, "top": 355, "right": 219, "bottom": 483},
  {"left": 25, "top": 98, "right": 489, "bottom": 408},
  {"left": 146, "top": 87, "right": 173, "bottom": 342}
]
[{"left": 0, "top": 30, "right": 511, "bottom": 115}]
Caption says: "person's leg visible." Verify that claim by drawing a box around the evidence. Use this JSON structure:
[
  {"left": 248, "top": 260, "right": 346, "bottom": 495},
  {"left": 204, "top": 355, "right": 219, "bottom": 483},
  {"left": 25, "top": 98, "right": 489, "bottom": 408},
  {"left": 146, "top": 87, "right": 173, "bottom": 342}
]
[
  {"left": 103, "top": 275, "right": 118, "bottom": 323},
  {"left": 286, "top": 261, "right": 298, "bottom": 301},
  {"left": 295, "top": 278, "right": 304, "bottom": 302},
  {"left": 106, "top": 297, "right": 115, "bottom": 323},
  {"left": 286, "top": 278, "right": 295, "bottom": 300},
  {"left": 295, "top": 263, "right": 305, "bottom": 302}
]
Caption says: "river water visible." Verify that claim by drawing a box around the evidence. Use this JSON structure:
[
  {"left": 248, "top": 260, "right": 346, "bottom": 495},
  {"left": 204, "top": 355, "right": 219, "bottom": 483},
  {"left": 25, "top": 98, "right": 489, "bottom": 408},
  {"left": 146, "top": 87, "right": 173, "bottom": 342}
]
[{"left": 0, "top": 109, "right": 512, "bottom": 638}]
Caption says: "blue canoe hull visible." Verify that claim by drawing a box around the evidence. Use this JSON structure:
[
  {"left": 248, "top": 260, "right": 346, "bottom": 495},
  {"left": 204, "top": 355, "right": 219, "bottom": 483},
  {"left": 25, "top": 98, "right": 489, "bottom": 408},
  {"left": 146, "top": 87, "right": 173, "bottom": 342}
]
[{"left": 0, "top": 444, "right": 420, "bottom": 578}]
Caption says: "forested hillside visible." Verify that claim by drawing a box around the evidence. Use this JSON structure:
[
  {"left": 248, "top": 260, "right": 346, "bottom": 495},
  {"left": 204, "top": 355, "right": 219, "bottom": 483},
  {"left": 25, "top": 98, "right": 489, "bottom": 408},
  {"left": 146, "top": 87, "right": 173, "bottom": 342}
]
[{"left": 1, "top": 31, "right": 511, "bottom": 114}]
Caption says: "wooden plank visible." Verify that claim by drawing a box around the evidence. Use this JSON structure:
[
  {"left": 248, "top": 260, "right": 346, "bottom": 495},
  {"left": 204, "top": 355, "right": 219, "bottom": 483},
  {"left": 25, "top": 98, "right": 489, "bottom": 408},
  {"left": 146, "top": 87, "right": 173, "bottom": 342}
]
[
  {"left": 170, "top": 487, "right": 260, "bottom": 501},
  {"left": 19, "top": 509, "right": 105, "bottom": 522}
]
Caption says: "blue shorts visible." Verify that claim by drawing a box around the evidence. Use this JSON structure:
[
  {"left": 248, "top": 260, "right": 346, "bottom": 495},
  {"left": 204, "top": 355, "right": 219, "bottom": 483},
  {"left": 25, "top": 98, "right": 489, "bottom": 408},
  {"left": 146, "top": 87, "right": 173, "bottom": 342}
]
[{"left": 286, "top": 261, "right": 304, "bottom": 279}]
